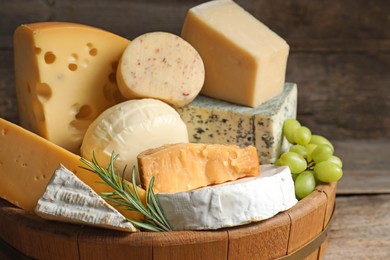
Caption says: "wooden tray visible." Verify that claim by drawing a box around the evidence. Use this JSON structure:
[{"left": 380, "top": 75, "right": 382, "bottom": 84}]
[{"left": 0, "top": 182, "right": 336, "bottom": 260}]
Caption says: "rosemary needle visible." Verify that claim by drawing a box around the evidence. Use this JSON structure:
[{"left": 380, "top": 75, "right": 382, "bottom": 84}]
[{"left": 80, "top": 152, "right": 172, "bottom": 232}]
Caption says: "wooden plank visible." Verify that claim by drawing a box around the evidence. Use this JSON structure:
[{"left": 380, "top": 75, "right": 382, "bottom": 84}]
[
  {"left": 287, "top": 52, "right": 390, "bottom": 140},
  {"left": 1, "top": 0, "right": 389, "bottom": 51},
  {"left": 332, "top": 140, "right": 390, "bottom": 194},
  {"left": 325, "top": 195, "right": 390, "bottom": 259},
  {"left": 286, "top": 190, "right": 327, "bottom": 257},
  {"left": 78, "top": 229, "right": 153, "bottom": 259},
  {"left": 152, "top": 231, "right": 228, "bottom": 260},
  {"left": 0, "top": 199, "right": 81, "bottom": 259},
  {"left": 227, "top": 212, "right": 291, "bottom": 259}
]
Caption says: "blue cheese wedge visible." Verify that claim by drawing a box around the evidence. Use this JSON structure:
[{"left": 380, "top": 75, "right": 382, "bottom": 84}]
[
  {"left": 176, "top": 83, "right": 297, "bottom": 164},
  {"left": 157, "top": 164, "right": 297, "bottom": 231},
  {"left": 34, "top": 165, "right": 138, "bottom": 232}
]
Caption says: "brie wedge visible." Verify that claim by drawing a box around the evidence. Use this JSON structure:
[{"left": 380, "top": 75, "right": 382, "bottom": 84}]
[
  {"left": 157, "top": 165, "right": 297, "bottom": 230},
  {"left": 35, "top": 165, "right": 137, "bottom": 232}
]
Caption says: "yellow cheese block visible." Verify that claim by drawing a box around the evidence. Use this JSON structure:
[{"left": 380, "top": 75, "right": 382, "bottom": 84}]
[
  {"left": 181, "top": 0, "right": 289, "bottom": 107},
  {"left": 0, "top": 118, "right": 145, "bottom": 221},
  {"left": 138, "top": 143, "right": 259, "bottom": 193},
  {"left": 14, "top": 22, "right": 130, "bottom": 154}
]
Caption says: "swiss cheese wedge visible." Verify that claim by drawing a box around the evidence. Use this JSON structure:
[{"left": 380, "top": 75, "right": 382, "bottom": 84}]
[
  {"left": 14, "top": 22, "right": 129, "bottom": 154},
  {"left": 138, "top": 143, "right": 259, "bottom": 193},
  {"left": 0, "top": 118, "right": 145, "bottom": 221}
]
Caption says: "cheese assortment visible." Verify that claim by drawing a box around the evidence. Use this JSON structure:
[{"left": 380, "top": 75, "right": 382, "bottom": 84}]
[
  {"left": 14, "top": 22, "right": 129, "bottom": 154},
  {"left": 80, "top": 98, "right": 189, "bottom": 183},
  {"left": 176, "top": 83, "right": 297, "bottom": 164},
  {"left": 181, "top": 0, "right": 289, "bottom": 107},
  {"left": 0, "top": 0, "right": 308, "bottom": 233},
  {"left": 35, "top": 165, "right": 138, "bottom": 232},
  {"left": 138, "top": 143, "right": 259, "bottom": 193},
  {"left": 117, "top": 32, "right": 205, "bottom": 107},
  {"left": 158, "top": 165, "right": 297, "bottom": 230}
]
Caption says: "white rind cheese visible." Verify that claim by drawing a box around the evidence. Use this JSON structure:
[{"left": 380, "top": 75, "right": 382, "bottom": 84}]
[
  {"left": 158, "top": 164, "right": 297, "bottom": 231},
  {"left": 35, "top": 165, "right": 138, "bottom": 232},
  {"left": 176, "top": 83, "right": 297, "bottom": 164}
]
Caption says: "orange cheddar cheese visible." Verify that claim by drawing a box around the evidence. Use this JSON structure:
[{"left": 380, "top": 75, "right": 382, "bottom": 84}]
[
  {"left": 138, "top": 143, "right": 259, "bottom": 193},
  {"left": 13, "top": 22, "right": 129, "bottom": 154},
  {"left": 0, "top": 118, "right": 145, "bottom": 221}
]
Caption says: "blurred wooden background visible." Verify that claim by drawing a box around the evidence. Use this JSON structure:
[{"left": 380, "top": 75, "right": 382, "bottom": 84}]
[{"left": 0, "top": 1, "right": 389, "bottom": 258}]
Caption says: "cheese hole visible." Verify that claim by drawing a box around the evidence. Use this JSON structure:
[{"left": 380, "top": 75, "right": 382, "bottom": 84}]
[
  {"left": 89, "top": 48, "right": 98, "bottom": 56},
  {"left": 109, "top": 72, "right": 116, "bottom": 84},
  {"left": 70, "top": 53, "right": 79, "bottom": 61},
  {"left": 1, "top": 128, "right": 8, "bottom": 136},
  {"left": 75, "top": 105, "right": 93, "bottom": 120},
  {"left": 111, "top": 61, "right": 118, "bottom": 70},
  {"left": 69, "top": 120, "right": 88, "bottom": 139},
  {"left": 44, "top": 52, "right": 56, "bottom": 64},
  {"left": 36, "top": 82, "right": 52, "bottom": 103},
  {"left": 68, "top": 63, "right": 78, "bottom": 71},
  {"left": 34, "top": 47, "right": 42, "bottom": 55}
]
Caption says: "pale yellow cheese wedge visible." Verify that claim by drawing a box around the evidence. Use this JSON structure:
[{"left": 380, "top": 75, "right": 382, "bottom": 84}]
[
  {"left": 116, "top": 32, "right": 205, "bottom": 107},
  {"left": 14, "top": 22, "right": 129, "bottom": 154},
  {"left": 138, "top": 143, "right": 259, "bottom": 193},
  {"left": 0, "top": 118, "right": 145, "bottom": 221},
  {"left": 181, "top": 0, "right": 289, "bottom": 107}
]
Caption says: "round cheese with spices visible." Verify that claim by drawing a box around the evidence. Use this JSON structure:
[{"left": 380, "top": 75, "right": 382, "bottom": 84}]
[
  {"left": 80, "top": 98, "right": 189, "bottom": 183},
  {"left": 116, "top": 32, "right": 205, "bottom": 107}
]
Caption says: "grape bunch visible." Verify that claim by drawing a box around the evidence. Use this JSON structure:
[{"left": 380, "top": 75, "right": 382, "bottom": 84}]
[{"left": 276, "top": 119, "right": 343, "bottom": 200}]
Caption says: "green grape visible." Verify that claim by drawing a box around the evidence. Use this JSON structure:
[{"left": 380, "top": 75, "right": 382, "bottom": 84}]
[
  {"left": 289, "top": 144, "right": 307, "bottom": 158},
  {"left": 294, "top": 126, "right": 312, "bottom": 146},
  {"left": 311, "top": 144, "right": 333, "bottom": 164},
  {"left": 309, "top": 135, "right": 334, "bottom": 152},
  {"left": 283, "top": 119, "right": 301, "bottom": 143},
  {"left": 278, "top": 152, "right": 307, "bottom": 174},
  {"left": 294, "top": 171, "right": 316, "bottom": 199},
  {"left": 328, "top": 155, "right": 343, "bottom": 168},
  {"left": 305, "top": 143, "right": 317, "bottom": 163},
  {"left": 314, "top": 161, "right": 343, "bottom": 183}
]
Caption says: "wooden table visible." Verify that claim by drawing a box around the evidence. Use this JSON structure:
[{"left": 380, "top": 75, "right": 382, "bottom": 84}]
[{"left": 324, "top": 140, "right": 390, "bottom": 259}]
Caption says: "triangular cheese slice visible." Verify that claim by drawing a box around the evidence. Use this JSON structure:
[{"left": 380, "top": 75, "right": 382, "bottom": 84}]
[{"left": 35, "top": 165, "right": 138, "bottom": 232}]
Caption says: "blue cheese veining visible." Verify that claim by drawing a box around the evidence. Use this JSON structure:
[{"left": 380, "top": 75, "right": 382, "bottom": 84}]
[{"left": 176, "top": 83, "right": 297, "bottom": 163}]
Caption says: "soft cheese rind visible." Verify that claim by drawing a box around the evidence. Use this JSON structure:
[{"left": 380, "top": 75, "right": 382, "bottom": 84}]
[
  {"left": 35, "top": 165, "right": 137, "bottom": 232},
  {"left": 176, "top": 83, "right": 297, "bottom": 164},
  {"left": 158, "top": 165, "right": 297, "bottom": 230}
]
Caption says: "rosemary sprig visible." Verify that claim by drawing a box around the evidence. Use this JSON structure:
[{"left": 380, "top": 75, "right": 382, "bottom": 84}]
[{"left": 80, "top": 152, "right": 172, "bottom": 232}]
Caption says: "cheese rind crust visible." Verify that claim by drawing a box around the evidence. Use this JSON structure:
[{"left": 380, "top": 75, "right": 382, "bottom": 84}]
[
  {"left": 35, "top": 165, "right": 137, "bottom": 232},
  {"left": 158, "top": 165, "right": 297, "bottom": 230}
]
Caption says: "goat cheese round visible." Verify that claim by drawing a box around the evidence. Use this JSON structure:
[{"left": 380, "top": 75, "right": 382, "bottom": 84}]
[{"left": 80, "top": 98, "right": 189, "bottom": 183}]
